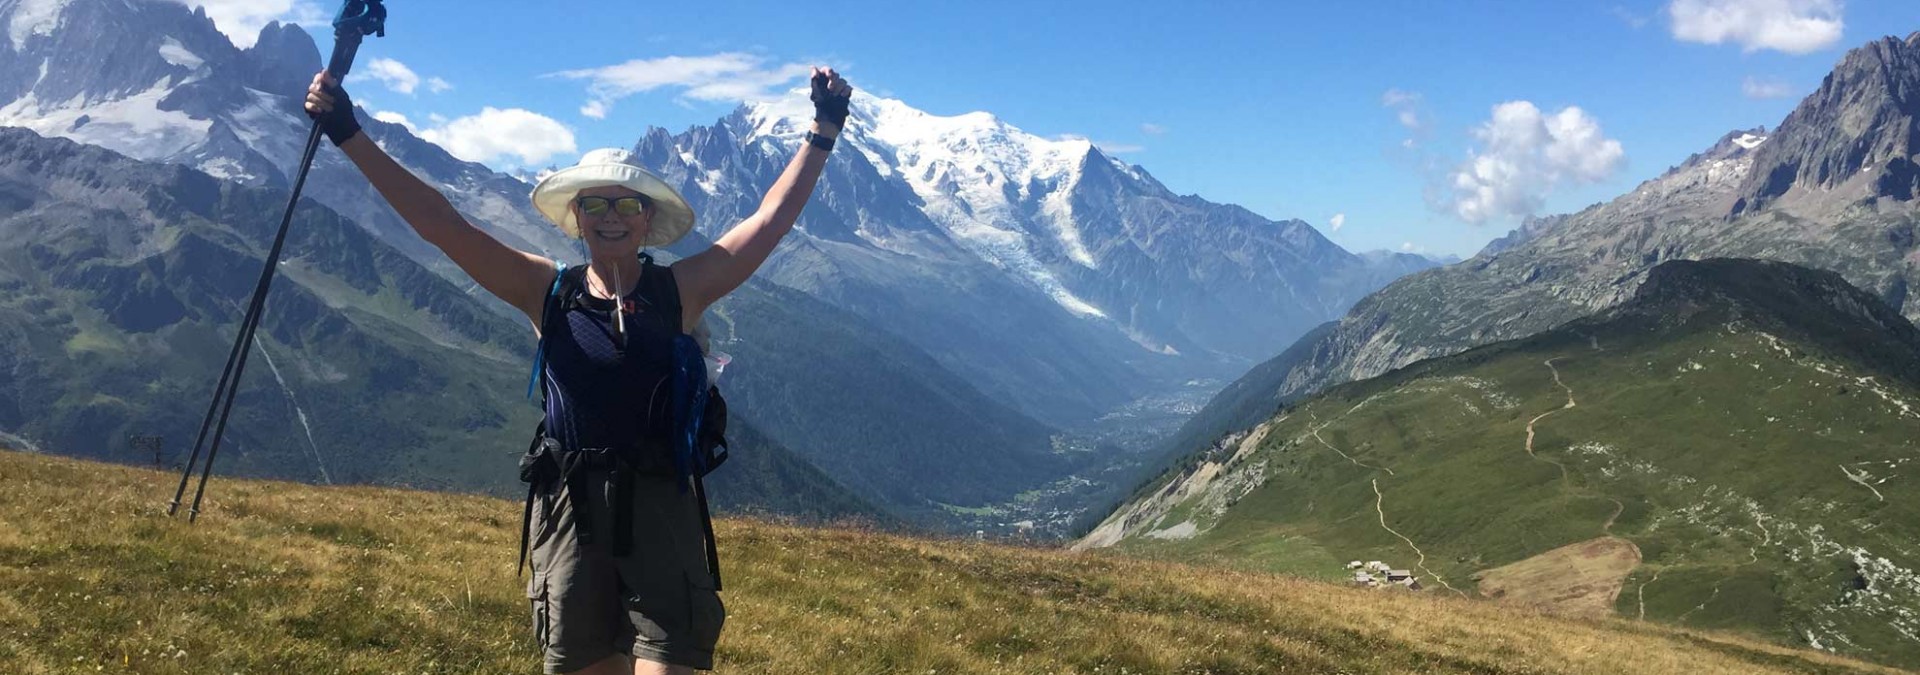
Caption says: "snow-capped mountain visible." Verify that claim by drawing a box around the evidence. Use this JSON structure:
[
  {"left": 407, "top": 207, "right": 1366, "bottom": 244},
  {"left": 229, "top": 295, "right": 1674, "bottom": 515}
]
[
  {"left": 642, "top": 93, "right": 1432, "bottom": 423},
  {"left": 0, "top": 0, "right": 577, "bottom": 273},
  {"left": 1, "top": 0, "right": 1433, "bottom": 427}
]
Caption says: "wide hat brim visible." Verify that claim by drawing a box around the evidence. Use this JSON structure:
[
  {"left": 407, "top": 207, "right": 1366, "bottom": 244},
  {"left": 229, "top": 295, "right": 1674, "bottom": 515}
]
[{"left": 530, "top": 154, "right": 695, "bottom": 247}]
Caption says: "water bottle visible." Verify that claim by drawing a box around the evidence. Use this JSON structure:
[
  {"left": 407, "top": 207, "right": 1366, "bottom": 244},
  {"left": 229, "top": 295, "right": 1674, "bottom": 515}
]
[{"left": 704, "top": 351, "right": 731, "bottom": 385}]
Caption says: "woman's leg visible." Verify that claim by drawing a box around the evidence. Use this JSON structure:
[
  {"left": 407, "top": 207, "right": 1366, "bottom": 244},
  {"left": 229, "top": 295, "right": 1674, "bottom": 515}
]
[
  {"left": 631, "top": 658, "right": 696, "bottom": 675},
  {"left": 563, "top": 653, "right": 631, "bottom": 675}
]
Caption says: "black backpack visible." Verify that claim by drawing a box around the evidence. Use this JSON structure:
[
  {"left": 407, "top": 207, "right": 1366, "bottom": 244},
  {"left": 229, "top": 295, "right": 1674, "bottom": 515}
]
[{"left": 516, "top": 253, "right": 729, "bottom": 588}]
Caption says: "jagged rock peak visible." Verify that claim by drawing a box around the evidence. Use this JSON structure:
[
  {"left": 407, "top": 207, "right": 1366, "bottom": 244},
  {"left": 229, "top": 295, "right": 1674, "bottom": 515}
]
[
  {"left": 1732, "top": 34, "right": 1920, "bottom": 214},
  {"left": 240, "top": 21, "right": 320, "bottom": 96},
  {"left": 1697, "top": 126, "right": 1769, "bottom": 161}
]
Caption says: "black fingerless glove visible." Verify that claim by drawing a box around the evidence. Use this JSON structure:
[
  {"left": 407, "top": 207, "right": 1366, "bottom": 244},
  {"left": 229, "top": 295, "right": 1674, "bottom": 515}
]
[
  {"left": 810, "top": 72, "right": 850, "bottom": 130},
  {"left": 311, "top": 83, "right": 362, "bottom": 147}
]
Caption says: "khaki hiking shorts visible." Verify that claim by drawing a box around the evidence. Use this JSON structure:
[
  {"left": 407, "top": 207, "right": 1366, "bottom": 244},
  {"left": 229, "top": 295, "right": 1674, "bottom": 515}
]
[{"left": 526, "top": 467, "right": 726, "bottom": 672}]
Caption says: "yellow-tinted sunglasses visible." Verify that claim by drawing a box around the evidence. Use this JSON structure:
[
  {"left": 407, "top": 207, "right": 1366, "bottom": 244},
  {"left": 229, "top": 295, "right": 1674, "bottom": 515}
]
[{"left": 576, "top": 195, "right": 647, "bottom": 217}]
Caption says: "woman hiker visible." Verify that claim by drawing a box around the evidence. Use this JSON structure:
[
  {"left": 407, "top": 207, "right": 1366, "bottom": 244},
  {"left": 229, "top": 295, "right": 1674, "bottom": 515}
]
[{"left": 305, "top": 66, "right": 854, "bottom": 674}]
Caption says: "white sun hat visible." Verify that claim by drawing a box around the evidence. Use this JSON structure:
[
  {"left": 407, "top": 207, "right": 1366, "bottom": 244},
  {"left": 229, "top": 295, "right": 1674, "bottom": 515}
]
[{"left": 530, "top": 148, "right": 696, "bottom": 247}]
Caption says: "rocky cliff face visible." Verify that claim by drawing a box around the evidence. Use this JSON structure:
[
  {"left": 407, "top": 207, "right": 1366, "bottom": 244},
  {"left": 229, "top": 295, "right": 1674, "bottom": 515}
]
[{"left": 1735, "top": 32, "right": 1920, "bottom": 214}]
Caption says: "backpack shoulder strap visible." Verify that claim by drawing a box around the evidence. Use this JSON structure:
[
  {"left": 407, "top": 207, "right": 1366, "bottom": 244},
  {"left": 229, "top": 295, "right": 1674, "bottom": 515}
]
[
  {"left": 525, "top": 261, "right": 578, "bottom": 403},
  {"left": 634, "top": 253, "right": 684, "bottom": 333}
]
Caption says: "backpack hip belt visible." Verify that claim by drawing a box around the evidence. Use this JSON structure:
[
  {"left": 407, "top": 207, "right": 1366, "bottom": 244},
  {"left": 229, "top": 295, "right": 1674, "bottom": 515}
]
[
  {"left": 516, "top": 434, "right": 677, "bottom": 575},
  {"left": 516, "top": 436, "right": 724, "bottom": 590}
]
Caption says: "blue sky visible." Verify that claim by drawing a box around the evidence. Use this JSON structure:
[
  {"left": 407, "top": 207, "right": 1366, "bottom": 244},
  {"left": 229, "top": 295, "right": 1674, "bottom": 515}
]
[{"left": 202, "top": 0, "right": 1916, "bottom": 257}]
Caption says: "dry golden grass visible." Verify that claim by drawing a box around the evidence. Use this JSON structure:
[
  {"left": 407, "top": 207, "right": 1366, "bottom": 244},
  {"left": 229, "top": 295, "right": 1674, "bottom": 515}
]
[
  {"left": 1472, "top": 537, "right": 1643, "bottom": 619},
  {"left": 0, "top": 450, "right": 1897, "bottom": 674}
]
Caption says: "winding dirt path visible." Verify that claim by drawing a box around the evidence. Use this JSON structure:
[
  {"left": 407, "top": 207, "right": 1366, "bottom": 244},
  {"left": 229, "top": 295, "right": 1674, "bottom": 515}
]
[
  {"left": 1679, "top": 579, "right": 1726, "bottom": 622},
  {"left": 1745, "top": 514, "right": 1773, "bottom": 565},
  {"left": 1527, "top": 358, "right": 1637, "bottom": 544},
  {"left": 1637, "top": 567, "right": 1667, "bottom": 621},
  {"left": 1840, "top": 464, "right": 1886, "bottom": 501},
  {"left": 1528, "top": 356, "right": 1574, "bottom": 483},
  {"left": 1372, "top": 479, "right": 1465, "bottom": 597},
  {"left": 1602, "top": 498, "right": 1625, "bottom": 535},
  {"left": 1311, "top": 425, "right": 1396, "bottom": 476}
]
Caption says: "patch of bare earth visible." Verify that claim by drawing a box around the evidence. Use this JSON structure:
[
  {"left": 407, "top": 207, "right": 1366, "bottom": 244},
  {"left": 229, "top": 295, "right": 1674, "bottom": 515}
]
[{"left": 1473, "top": 536, "right": 1642, "bottom": 618}]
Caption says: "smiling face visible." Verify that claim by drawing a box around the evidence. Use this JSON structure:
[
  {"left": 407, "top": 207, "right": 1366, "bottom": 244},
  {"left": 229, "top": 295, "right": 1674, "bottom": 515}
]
[{"left": 571, "top": 184, "right": 654, "bottom": 260}]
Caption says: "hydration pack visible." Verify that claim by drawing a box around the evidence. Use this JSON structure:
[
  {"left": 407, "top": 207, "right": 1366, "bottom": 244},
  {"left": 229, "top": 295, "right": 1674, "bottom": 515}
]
[{"left": 516, "top": 253, "right": 729, "bottom": 589}]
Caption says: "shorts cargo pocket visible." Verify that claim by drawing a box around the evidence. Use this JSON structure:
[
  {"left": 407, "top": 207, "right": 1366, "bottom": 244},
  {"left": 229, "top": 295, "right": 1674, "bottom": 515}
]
[
  {"left": 624, "top": 567, "right": 680, "bottom": 645},
  {"left": 686, "top": 570, "right": 726, "bottom": 652},
  {"left": 528, "top": 576, "right": 551, "bottom": 650}
]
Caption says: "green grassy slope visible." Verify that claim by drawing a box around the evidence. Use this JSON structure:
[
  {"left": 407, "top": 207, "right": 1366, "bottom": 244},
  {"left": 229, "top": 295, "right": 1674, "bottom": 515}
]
[
  {"left": 0, "top": 449, "right": 1897, "bottom": 674},
  {"left": 1094, "top": 260, "right": 1920, "bottom": 668}
]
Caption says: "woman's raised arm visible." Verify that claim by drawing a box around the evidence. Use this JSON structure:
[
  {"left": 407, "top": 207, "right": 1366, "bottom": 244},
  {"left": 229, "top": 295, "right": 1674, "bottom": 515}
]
[
  {"left": 305, "top": 72, "right": 554, "bottom": 325},
  {"left": 672, "top": 67, "right": 852, "bottom": 315}
]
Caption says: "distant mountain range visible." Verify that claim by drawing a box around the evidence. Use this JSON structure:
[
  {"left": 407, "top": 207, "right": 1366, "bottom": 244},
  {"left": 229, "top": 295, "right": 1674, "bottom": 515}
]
[
  {"left": 1084, "top": 258, "right": 1920, "bottom": 667},
  {"left": 1163, "top": 31, "right": 1920, "bottom": 471},
  {"left": 0, "top": 0, "right": 1431, "bottom": 528},
  {"left": 637, "top": 97, "right": 1434, "bottom": 424},
  {"left": 0, "top": 127, "right": 887, "bottom": 522}
]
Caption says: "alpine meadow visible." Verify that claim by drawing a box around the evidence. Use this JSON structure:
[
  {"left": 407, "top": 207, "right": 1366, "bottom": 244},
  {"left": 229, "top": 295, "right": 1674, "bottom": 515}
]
[{"left": 3, "top": 0, "right": 1920, "bottom": 673}]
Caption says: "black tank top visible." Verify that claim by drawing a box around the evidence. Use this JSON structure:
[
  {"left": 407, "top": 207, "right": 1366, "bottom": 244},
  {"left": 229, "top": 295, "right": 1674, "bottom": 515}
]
[{"left": 539, "top": 263, "right": 682, "bottom": 453}]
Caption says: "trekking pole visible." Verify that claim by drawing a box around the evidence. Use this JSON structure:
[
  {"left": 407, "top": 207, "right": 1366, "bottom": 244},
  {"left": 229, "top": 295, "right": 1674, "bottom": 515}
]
[{"left": 167, "top": 0, "right": 387, "bottom": 522}]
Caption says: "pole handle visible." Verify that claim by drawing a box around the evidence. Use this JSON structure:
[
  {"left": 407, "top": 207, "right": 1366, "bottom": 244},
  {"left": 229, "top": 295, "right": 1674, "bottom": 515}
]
[{"left": 326, "top": 0, "right": 386, "bottom": 78}]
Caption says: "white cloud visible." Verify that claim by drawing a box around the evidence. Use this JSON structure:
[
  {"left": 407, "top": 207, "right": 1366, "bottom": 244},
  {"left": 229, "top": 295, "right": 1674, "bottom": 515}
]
[
  {"left": 417, "top": 107, "right": 577, "bottom": 166},
  {"left": 1400, "top": 241, "right": 1420, "bottom": 253},
  {"left": 1329, "top": 213, "right": 1347, "bottom": 232},
  {"left": 361, "top": 59, "right": 451, "bottom": 96},
  {"left": 427, "top": 113, "right": 448, "bottom": 125},
  {"left": 365, "top": 58, "right": 420, "bottom": 95},
  {"left": 1742, "top": 76, "right": 1798, "bottom": 99},
  {"left": 371, "top": 110, "right": 415, "bottom": 132},
  {"left": 581, "top": 99, "right": 610, "bottom": 120},
  {"left": 1382, "top": 88, "right": 1430, "bottom": 147},
  {"left": 1612, "top": 5, "right": 1651, "bottom": 28},
  {"left": 1668, "top": 0, "right": 1843, "bottom": 54},
  {"left": 552, "top": 52, "right": 813, "bottom": 118},
  {"left": 1446, "top": 101, "right": 1626, "bottom": 224},
  {"left": 174, "top": 0, "right": 326, "bottom": 48},
  {"left": 1140, "top": 123, "right": 1167, "bottom": 135}
]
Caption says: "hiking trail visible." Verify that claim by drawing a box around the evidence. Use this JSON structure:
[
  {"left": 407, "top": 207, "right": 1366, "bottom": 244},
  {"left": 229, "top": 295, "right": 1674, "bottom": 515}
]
[
  {"left": 1637, "top": 566, "right": 1668, "bottom": 621},
  {"left": 1841, "top": 464, "right": 1886, "bottom": 501},
  {"left": 1311, "top": 423, "right": 1396, "bottom": 476},
  {"left": 1524, "top": 358, "right": 1576, "bottom": 483},
  {"left": 1372, "top": 478, "right": 1464, "bottom": 597}
]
